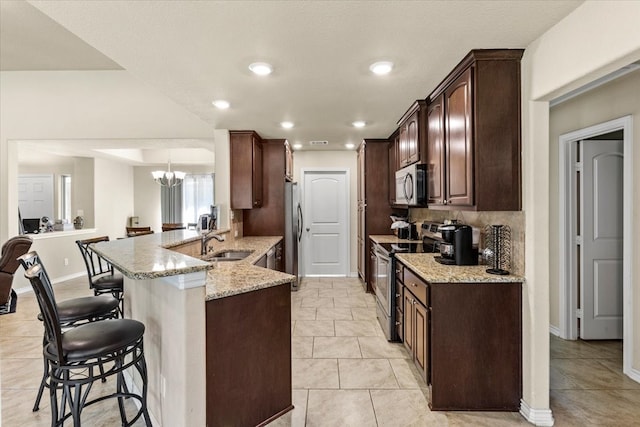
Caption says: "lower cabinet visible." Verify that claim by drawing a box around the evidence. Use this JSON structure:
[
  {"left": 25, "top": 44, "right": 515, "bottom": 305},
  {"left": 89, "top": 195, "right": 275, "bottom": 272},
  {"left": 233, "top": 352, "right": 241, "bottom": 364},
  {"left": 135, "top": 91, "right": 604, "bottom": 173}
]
[
  {"left": 401, "top": 267, "right": 429, "bottom": 383},
  {"left": 396, "top": 259, "right": 522, "bottom": 411}
]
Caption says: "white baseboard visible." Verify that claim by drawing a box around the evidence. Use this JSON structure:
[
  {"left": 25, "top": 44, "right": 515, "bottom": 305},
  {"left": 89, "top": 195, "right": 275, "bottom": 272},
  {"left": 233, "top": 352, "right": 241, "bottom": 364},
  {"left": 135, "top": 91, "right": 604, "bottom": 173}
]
[
  {"left": 15, "top": 271, "right": 86, "bottom": 295},
  {"left": 626, "top": 367, "right": 640, "bottom": 384},
  {"left": 549, "top": 324, "right": 561, "bottom": 337},
  {"left": 520, "top": 399, "right": 554, "bottom": 426}
]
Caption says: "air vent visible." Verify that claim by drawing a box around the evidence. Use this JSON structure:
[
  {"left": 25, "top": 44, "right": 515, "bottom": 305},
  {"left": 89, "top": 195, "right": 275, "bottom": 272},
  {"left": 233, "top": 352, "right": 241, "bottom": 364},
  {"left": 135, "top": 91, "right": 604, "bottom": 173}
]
[{"left": 309, "top": 140, "right": 329, "bottom": 146}]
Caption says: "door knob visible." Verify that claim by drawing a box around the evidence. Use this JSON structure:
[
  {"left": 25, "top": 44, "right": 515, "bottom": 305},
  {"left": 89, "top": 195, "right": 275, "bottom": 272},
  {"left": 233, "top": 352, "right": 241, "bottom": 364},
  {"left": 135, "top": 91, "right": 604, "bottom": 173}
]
[{"left": 306, "top": 228, "right": 310, "bottom": 232}]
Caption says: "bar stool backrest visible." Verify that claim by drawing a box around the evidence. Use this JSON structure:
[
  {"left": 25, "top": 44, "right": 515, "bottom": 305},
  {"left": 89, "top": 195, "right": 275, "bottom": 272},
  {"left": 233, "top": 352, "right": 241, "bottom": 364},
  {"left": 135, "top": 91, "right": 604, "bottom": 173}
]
[
  {"left": 24, "top": 263, "right": 64, "bottom": 362},
  {"left": 76, "top": 236, "right": 114, "bottom": 288}
]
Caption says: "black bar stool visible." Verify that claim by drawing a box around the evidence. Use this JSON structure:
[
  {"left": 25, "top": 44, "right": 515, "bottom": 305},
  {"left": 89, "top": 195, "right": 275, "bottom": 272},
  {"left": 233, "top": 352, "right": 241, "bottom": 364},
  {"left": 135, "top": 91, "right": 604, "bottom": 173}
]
[
  {"left": 75, "top": 237, "right": 124, "bottom": 317},
  {"left": 24, "top": 262, "right": 152, "bottom": 426},
  {"left": 18, "top": 251, "right": 120, "bottom": 412}
]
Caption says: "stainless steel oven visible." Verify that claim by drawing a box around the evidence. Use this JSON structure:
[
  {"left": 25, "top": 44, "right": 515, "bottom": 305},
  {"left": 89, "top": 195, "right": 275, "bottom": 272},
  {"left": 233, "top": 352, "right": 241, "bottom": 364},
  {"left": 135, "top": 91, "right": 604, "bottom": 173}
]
[{"left": 374, "top": 244, "right": 393, "bottom": 339}]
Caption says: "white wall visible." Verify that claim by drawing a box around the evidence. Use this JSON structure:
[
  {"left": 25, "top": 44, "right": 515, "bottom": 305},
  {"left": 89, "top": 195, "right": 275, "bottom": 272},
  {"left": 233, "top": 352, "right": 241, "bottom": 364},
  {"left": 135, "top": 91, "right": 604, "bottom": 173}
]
[
  {"left": 292, "top": 150, "right": 358, "bottom": 276},
  {"left": 520, "top": 0, "right": 640, "bottom": 422}
]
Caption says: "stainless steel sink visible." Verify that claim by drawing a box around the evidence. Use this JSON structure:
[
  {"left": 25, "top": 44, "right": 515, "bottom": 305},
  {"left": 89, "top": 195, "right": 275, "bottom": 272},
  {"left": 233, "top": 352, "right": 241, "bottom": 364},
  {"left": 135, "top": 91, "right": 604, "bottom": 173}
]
[{"left": 203, "top": 250, "right": 253, "bottom": 262}]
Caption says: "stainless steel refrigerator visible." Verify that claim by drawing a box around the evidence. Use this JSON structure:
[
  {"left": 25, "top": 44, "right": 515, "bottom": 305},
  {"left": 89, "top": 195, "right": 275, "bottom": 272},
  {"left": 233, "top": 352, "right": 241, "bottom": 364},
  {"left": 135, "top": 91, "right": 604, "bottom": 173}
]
[{"left": 284, "top": 182, "right": 302, "bottom": 289}]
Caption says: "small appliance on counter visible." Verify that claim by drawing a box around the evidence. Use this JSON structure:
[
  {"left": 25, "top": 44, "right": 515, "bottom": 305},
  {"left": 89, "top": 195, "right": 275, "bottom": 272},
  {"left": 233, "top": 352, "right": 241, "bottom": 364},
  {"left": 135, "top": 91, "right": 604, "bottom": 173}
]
[
  {"left": 390, "top": 215, "right": 419, "bottom": 240},
  {"left": 435, "top": 223, "right": 479, "bottom": 265}
]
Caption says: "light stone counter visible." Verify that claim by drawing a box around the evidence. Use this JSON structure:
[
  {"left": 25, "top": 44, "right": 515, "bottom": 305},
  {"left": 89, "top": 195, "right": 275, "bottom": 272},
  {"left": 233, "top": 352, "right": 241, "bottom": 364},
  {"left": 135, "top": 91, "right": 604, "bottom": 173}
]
[
  {"left": 92, "top": 230, "right": 295, "bottom": 300},
  {"left": 396, "top": 253, "right": 523, "bottom": 283},
  {"left": 370, "top": 234, "right": 422, "bottom": 244}
]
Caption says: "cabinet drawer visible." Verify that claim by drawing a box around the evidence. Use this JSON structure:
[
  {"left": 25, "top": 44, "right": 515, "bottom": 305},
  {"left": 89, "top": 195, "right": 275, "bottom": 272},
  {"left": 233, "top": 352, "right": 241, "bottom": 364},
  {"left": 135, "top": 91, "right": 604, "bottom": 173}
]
[{"left": 403, "top": 267, "right": 428, "bottom": 306}]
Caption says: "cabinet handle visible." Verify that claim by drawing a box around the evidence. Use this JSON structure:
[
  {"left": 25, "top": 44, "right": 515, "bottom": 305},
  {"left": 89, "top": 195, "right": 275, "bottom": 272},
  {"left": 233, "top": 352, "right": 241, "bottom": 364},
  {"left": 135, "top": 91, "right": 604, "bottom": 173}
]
[
  {"left": 395, "top": 321, "right": 402, "bottom": 326},
  {"left": 395, "top": 293, "right": 401, "bottom": 298},
  {"left": 411, "top": 282, "right": 418, "bottom": 287}
]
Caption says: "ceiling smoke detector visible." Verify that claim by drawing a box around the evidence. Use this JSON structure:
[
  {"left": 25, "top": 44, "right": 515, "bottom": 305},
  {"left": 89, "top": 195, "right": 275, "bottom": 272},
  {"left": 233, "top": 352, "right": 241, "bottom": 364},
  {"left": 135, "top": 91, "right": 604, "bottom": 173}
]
[{"left": 309, "top": 140, "right": 329, "bottom": 146}]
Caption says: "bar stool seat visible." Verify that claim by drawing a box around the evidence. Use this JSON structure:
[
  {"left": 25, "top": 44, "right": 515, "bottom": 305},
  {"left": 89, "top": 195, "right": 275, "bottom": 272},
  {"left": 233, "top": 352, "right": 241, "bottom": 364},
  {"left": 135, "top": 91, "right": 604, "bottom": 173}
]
[
  {"left": 51, "top": 319, "right": 144, "bottom": 361},
  {"left": 42, "top": 295, "right": 119, "bottom": 324},
  {"left": 92, "top": 273, "right": 124, "bottom": 293}
]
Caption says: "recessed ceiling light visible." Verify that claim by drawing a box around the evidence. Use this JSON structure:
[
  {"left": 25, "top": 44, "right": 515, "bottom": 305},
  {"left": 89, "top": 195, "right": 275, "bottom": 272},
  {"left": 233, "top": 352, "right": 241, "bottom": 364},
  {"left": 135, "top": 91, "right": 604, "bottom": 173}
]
[
  {"left": 212, "top": 100, "right": 230, "bottom": 109},
  {"left": 249, "top": 62, "right": 273, "bottom": 76},
  {"left": 345, "top": 143, "right": 355, "bottom": 149},
  {"left": 352, "top": 121, "right": 366, "bottom": 128},
  {"left": 293, "top": 143, "right": 303, "bottom": 150},
  {"left": 369, "top": 61, "right": 393, "bottom": 75},
  {"left": 281, "top": 121, "right": 294, "bottom": 129}
]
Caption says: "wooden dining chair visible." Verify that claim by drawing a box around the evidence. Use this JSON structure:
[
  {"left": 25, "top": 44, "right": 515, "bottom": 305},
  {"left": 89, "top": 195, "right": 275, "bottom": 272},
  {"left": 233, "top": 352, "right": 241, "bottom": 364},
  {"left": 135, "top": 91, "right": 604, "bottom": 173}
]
[
  {"left": 125, "top": 226, "right": 154, "bottom": 237},
  {"left": 162, "top": 223, "right": 186, "bottom": 232}
]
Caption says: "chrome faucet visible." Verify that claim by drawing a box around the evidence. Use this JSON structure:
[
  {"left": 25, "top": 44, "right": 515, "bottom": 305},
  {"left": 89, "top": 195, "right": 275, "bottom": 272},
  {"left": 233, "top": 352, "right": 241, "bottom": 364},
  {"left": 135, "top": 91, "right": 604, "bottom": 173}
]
[{"left": 201, "top": 231, "right": 225, "bottom": 255}]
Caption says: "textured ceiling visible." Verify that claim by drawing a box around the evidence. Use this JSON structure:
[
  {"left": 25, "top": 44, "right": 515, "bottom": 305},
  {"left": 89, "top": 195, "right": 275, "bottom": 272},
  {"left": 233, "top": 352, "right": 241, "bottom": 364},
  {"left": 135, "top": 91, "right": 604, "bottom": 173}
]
[{"left": 4, "top": 0, "right": 584, "bottom": 153}]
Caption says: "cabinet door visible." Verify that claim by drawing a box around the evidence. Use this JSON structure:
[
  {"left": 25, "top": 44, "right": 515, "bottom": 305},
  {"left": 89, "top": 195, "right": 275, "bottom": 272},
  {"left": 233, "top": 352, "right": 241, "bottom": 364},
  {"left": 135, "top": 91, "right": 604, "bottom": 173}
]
[
  {"left": 398, "top": 124, "right": 408, "bottom": 167},
  {"left": 414, "top": 301, "right": 429, "bottom": 382},
  {"left": 406, "top": 112, "right": 420, "bottom": 165},
  {"left": 403, "top": 292, "right": 414, "bottom": 354},
  {"left": 388, "top": 140, "right": 397, "bottom": 204},
  {"left": 427, "top": 96, "right": 445, "bottom": 205},
  {"left": 445, "top": 67, "right": 474, "bottom": 207},
  {"left": 252, "top": 136, "right": 263, "bottom": 207}
]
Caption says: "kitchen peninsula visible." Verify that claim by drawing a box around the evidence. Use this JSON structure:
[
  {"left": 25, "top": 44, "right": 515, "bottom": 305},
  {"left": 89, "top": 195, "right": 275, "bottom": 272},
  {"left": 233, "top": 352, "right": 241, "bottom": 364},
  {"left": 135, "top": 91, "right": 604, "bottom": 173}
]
[{"left": 92, "top": 230, "right": 295, "bottom": 427}]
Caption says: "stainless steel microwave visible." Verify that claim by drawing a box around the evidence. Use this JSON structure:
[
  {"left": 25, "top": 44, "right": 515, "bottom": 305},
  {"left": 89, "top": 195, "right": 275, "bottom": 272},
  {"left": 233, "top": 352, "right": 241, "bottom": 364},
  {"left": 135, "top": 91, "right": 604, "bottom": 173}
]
[{"left": 395, "top": 163, "right": 427, "bottom": 206}]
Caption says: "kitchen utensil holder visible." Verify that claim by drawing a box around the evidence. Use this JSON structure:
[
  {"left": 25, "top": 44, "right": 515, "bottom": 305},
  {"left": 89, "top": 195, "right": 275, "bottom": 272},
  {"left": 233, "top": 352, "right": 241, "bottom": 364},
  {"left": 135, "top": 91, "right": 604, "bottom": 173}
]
[{"left": 483, "top": 224, "right": 511, "bottom": 275}]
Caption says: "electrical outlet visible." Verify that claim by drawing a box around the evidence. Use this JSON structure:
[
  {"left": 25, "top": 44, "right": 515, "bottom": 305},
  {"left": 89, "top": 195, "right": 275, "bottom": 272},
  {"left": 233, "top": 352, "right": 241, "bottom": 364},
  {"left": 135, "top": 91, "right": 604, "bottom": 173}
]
[
  {"left": 161, "top": 375, "right": 166, "bottom": 398},
  {"left": 234, "top": 230, "right": 238, "bottom": 237},
  {"left": 64, "top": 258, "right": 69, "bottom": 266}
]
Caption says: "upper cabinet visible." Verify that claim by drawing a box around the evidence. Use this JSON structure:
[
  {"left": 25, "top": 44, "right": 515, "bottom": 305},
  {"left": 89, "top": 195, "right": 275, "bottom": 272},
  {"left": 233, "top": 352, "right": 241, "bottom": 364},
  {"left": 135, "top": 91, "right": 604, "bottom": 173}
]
[
  {"left": 396, "top": 100, "right": 426, "bottom": 169},
  {"left": 388, "top": 130, "right": 399, "bottom": 205},
  {"left": 427, "top": 49, "right": 524, "bottom": 211},
  {"left": 284, "top": 140, "right": 293, "bottom": 182},
  {"left": 230, "top": 131, "right": 263, "bottom": 209}
]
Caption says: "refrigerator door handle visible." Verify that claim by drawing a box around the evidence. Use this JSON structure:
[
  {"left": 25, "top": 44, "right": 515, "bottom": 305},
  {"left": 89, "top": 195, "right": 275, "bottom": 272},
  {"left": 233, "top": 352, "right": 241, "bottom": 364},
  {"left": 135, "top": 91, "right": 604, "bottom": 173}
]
[{"left": 297, "top": 204, "right": 304, "bottom": 242}]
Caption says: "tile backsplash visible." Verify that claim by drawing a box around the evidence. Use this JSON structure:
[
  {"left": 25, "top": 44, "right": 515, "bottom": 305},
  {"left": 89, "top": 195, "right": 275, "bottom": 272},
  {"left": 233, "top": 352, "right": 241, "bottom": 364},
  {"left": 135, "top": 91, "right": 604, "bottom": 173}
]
[{"left": 410, "top": 208, "right": 525, "bottom": 276}]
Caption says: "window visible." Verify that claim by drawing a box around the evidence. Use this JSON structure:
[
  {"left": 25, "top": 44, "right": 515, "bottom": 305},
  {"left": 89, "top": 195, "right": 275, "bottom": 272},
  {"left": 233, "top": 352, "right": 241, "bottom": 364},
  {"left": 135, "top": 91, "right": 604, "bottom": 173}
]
[
  {"left": 161, "top": 174, "right": 214, "bottom": 225},
  {"left": 182, "top": 174, "right": 215, "bottom": 224},
  {"left": 60, "top": 175, "right": 71, "bottom": 221}
]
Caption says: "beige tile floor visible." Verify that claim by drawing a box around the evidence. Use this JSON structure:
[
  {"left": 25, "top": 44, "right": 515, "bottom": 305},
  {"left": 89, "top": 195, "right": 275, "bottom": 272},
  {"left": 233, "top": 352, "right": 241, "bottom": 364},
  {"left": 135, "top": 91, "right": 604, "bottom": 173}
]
[{"left": 1, "top": 275, "right": 639, "bottom": 426}]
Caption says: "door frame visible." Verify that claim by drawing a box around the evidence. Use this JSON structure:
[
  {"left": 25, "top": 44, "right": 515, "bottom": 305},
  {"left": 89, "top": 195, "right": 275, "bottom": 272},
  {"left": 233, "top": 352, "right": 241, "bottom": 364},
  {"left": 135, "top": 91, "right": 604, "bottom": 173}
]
[
  {"left": 558, "top": 115, "right": 635, "bottom": 379},
  {"left": 300, "top": 168, "right": 351, "bottom": 277}
]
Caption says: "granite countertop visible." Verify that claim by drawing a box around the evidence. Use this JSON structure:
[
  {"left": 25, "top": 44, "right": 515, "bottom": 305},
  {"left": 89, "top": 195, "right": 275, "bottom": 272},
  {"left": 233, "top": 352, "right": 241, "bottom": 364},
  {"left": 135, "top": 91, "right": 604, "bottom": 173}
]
[
  {"left": 92, "top": 230, "right": 295, "bottom": 300},
  {"left": 369, "top": 234, "right": 422, "bottom": 244},
  {"left": 395, "top": 253, "right": 523, "bottom": 284}
]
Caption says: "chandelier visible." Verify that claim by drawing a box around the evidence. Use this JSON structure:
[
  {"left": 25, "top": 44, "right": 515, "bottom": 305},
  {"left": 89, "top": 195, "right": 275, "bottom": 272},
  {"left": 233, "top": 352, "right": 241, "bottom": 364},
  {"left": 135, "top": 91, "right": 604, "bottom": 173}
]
[{"left": 151, "top": 159, "right": 186, "bottom": 187}]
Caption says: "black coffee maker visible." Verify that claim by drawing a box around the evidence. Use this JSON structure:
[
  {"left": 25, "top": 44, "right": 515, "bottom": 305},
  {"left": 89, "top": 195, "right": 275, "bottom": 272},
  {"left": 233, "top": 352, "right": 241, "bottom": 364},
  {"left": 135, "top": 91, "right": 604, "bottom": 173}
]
[{"left": 436, "top": 224, "right": 478, "bottom": 265}]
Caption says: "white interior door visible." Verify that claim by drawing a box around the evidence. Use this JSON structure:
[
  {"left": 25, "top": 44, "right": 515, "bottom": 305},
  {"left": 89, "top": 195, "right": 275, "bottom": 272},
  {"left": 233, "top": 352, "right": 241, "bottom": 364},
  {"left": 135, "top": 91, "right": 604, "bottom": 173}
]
[
  {"left": 302, "top": 170, "right": 349, "bottom": 276},
  {"left": 580, "top": 139, "right": 623, "bottom": 339},
  {"left": 18, "top": 174, "right": 54, "bottom": 219}
]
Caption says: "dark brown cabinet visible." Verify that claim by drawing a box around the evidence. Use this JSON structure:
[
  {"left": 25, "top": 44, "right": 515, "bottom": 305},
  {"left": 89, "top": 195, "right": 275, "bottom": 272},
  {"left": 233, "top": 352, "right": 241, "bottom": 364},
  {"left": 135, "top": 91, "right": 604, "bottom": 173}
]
[
  {"left": 444, "top": 68, "right": 474, "bottom": 207},
  {"left": 230, "top": 131, "right": 263, "bottom": 209},
  {"left": 426, "top": 49, "right": 524, "bottom": 211},
  {"left": 396, "top": 100, "right": 426, "bottom": 168},
  {"left": 357, "top": 139, "right": 394, "bottom": 292},
  {"left": 396, "top": 258, "right": 522, "bottom": 411},
  {"left": 388, "top": 131, "right": 398, "bottom": 204},
  {"left": 426, "top": 95, "right": 445, "bottom": 205},
  {"left": 401, "top": 265, "right": 429, "bottom": 382}
]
